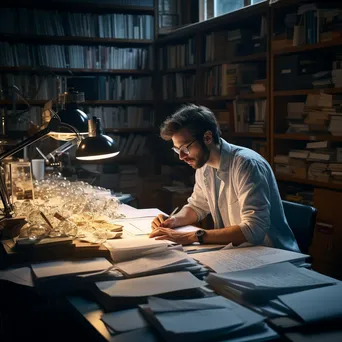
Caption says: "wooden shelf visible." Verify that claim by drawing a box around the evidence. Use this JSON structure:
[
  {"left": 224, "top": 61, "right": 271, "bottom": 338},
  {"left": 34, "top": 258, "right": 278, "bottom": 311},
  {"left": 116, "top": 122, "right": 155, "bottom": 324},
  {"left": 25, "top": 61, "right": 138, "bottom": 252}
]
[
  {"left": 272, "top": 39, "right": 342, "bottom": 55},
  {"left": 274, "top": 133, "right": 342, "bottom": 142},
  {"left": 105, "top": 127, "right": 158, "bottom": 133},
  {"left": 163, "top": 98, "right": 197, "bottom": 103},
  {"left": 200, "top": 52, "right": 267, "bottom": 68},
  {"left": 0, "top": 34, "right": 153, "bottom": 45},
  {"left": 231, "top": 132, "right": 266, "bottom": 138},
  {"left": 0, "top": 67, "right": 151, "bottom": 75},
  {"left": 276, "top": 174, "right": 342, "bottom": 191},
  {"left": 202, "top": 93, "right": 267, "bottom": 101},
  {"left": 162, "top": 65, "right": 197, "bottom": 73},
  {"left": 273, "top": 88, "right": 342, "bottom": 96},
  {"left": 0, "top": 100, "right": 154, "bottom": 106},
  {"left": 0, "top": 2, "right": 155, "bottom": 14}
]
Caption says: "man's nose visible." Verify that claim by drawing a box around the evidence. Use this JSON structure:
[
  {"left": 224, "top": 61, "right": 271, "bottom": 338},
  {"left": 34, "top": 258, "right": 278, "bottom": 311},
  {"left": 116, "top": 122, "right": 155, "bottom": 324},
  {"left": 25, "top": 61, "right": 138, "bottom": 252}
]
[{"left": 179, "top": 150, "right": 187, "bottom": 160}]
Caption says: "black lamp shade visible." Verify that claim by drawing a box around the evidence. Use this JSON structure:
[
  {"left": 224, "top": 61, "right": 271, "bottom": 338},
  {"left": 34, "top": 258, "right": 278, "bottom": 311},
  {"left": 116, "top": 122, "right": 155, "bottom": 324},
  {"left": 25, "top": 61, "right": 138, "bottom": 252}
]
[
  {"left": 56, "top": 107, "right": 89, "bottom": 134},
  {"left": 76, "top": 135, "right": 120, "bottom": 160}
]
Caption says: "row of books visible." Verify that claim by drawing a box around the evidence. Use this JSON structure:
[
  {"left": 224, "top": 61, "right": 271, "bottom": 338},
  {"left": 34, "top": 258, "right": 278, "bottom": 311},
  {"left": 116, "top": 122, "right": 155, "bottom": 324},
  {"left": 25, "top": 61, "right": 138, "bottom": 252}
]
[
  {"left": 203, "top": 63, "right": 262, "bottom": 97},
  {"left": 273, "top": 4, "right": 342, "bottom": 50},
  {"left": 162, "top": 73, "right": 195, "bottom": 100},
  {"left": 286, "top": 93, "right": 342, "bottom": 136},
  {"left": 204, "top": 17, "right": 267, "bottom": 63},
  {"left": 87, "top": 106, "right": 154, "bottom": 129},
  {"left": 158, "top": 37, "right": 195, "bottom": 70},
  {"left": 275, "top": 140, "right": 342, "bottom": 183},
  {"left": 0, "top": 8, "right": 154, "bottom": 40},
  {"left": 0, "top": 43, "right": 153, "bottom": 70}
]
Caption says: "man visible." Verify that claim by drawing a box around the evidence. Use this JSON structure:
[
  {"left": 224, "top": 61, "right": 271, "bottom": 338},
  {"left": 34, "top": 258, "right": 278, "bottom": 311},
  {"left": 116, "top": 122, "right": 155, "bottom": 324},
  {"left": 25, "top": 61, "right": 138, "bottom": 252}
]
[{"left": 150, "top": 104, "right": 300, "bottom": 252}]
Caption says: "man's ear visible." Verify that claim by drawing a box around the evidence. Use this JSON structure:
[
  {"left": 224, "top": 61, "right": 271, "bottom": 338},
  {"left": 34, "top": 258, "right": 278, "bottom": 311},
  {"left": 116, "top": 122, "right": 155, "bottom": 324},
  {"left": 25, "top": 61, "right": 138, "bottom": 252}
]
[{"left": 203, "top": 131, "right": 213, "bottom": 145}]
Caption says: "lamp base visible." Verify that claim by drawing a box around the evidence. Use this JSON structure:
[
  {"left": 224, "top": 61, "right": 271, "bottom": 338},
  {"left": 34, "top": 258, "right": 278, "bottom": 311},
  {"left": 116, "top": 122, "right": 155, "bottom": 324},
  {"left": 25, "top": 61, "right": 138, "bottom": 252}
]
[{"left": 0, "top": 217, "right": 27, "bottom": 239}]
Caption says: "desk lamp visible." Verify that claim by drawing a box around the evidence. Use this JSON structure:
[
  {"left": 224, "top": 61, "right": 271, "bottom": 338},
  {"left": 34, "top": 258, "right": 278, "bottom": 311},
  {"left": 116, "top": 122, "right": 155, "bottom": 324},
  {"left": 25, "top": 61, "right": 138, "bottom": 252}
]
[{"left": 0, "top": 113, "right": 119, "bottom": 235}]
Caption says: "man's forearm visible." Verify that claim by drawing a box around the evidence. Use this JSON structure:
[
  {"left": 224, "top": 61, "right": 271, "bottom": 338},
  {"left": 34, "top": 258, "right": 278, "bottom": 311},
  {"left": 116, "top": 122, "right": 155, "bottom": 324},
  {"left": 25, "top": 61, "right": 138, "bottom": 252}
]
[
  {"left": 189, "top": 225, "right": 247, "bottom": 246},
  {"left": 173, "top": 206, "right": 198, "bottom": 227}
]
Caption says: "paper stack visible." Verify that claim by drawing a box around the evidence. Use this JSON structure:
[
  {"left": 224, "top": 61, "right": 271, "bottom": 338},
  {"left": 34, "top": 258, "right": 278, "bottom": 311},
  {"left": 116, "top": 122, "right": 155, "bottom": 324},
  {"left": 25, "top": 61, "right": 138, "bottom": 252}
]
[
  {"left": 94, "top": 271, "right": 205, "bottom": 312},
  {"left": 30, "top": 257, "right": 115, "bottom": 294},
  {"left": 278, "top": 282, "right": 342, "bottom": 323},
  {"left": 207, "top": 262, "right": 338, "bottom": 303},
  {"left": 115, "top": 249, "right": 207, "bottom": 278},
  {"left": 104, "top": 236, "right": 173, "bottom": 262},
  {"left": 139, "top": 296, "right": 278, "bottom": 342},
  {"left": 193, "top": 245, "right": 309, "bottom": 273}
]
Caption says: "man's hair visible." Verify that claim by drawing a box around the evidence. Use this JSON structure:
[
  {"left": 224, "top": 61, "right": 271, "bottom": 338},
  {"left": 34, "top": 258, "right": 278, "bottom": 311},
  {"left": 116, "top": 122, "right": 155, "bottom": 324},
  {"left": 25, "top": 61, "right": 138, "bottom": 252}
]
[{"left": 160, "top": 104, "right": 221, "bottom": 144}]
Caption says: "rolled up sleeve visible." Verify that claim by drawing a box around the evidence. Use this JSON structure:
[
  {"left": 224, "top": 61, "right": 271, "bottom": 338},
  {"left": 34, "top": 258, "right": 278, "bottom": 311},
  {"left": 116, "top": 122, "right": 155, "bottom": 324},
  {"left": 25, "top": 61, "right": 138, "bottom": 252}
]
[
  {"left": 235, "top": 159, "right": 271, "bottom": 245},
  {"left": 184, "top": 171, "right": 210, "bottom": 222}
]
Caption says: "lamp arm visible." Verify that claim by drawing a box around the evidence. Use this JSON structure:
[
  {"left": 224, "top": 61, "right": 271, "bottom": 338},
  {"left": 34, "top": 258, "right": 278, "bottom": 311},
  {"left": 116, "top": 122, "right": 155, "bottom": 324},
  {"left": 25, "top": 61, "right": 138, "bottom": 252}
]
[{"left": 0, "top": 115, "right": 61, "bottom": 161}]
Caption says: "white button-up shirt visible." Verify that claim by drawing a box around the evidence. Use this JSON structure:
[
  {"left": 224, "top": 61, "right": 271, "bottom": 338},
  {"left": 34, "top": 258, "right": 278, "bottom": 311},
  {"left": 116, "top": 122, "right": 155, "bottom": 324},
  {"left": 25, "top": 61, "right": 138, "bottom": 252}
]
[{"left": 185, "top": 139, "right": 300, "bottom": 252}]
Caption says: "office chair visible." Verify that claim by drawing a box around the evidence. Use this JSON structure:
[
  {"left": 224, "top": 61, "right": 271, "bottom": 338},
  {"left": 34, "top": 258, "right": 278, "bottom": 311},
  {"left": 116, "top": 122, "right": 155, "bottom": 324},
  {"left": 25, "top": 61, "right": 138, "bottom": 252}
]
[{"left": 282, "top": 200, "right": 317, "bottom": 254}]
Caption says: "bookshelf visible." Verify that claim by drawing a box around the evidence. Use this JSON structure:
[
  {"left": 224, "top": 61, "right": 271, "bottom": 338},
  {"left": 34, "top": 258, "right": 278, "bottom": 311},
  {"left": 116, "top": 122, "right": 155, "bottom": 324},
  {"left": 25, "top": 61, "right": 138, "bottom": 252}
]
[
  {"left": 0, "top": 0, "right": 157, "bottom": 151},
  {"left": 0, "top": 0, "right": 160, "bottom": 204},
  {"left": 156, "top": 2, "right": 270, "bottom": 163},
  {"left": 154, "top": 0, "right": 342, "bottom": 278}
]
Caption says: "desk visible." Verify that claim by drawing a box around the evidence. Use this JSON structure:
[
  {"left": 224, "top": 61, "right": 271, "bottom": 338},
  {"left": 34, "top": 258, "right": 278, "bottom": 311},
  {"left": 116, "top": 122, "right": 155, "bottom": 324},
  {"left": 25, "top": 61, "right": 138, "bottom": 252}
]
[{"left": 1, "top": 204, "right": 342, "bottom": 342}]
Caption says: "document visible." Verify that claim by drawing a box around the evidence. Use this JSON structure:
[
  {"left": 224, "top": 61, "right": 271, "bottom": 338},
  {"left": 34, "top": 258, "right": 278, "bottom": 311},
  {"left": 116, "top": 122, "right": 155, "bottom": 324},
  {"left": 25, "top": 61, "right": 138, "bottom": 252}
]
[
  {"left": 115, "top": 250, "right": 191, "bottom": 276},
  {"left": 154, "top": 308, "right": 243, "bottom": 335},
  {"left": 0, "top": 267, "right": 34, "bottom": 287},
  {"left": 105, "top": 236, "right": 173, "bottom": 262},
  {"left": 193, "top": 246, "right": 309, "bottom": 273},
  {"left": 215, "top": 262, "right": 337, "bottom": 289},
  {"left": 278, "top": 283, "right": 342, "bottom": 322},
  {"left": 116, "top": 206, "right": 166, "bottom": 219},
  {"left": 101, "top": 308, "right": 149, "bottom": 333},
  {"left": 95, "top": 271, "right": 204, "bottom": 297},
  {"left": 114, "top": 217, "right": 154, "bottom": 236},
  {"left": 147, "top": 296, "right": 233, "bottom": 313},
  {"left": 140, "top": 295, "right": 267, "bottom": 342},
  {"left": 31, "top": 257, "right": 113, "bottom": 279}
]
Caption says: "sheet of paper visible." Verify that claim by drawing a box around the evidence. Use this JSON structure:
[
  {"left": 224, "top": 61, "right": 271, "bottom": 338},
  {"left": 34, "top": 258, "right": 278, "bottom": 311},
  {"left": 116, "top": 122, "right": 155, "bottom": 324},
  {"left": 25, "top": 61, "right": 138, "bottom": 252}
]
[
  {"left": 155, "top": 308, "right": 243, "bottom": 334},
  {"left": 278, "top": 283, "right": 342, "bottom": 322},
  {"left": 116, "top": 206, "right": 166, "bottom": 219},
  {"left": 104, "top": 236, "right": 170, "bottom": 250},
  {"left": 31, "top": 257, "right": 113, "bottom": 279},
  {"left": 0, "top": 267, "right": 34, "bottom": 287},
  {"left": 148, "top": 296, "right": 233, "bottom": 313},
  {"left": 101, "top": 308, "right": 148, "bottom": 332},
  {"left": 95, "top": 271, "right": 204, "bottom": 297},
  {"left": 113, "top": 217, "right": 154, "bottom": 235},
  {"left": 115, "top": 250, "right": 189, "bottom": 275},
  {"left": 210, "top": 262, "right": 337, "bottom": 289},
  {"left": 193, "top": 246, "right": 308, "bottom": 273}
]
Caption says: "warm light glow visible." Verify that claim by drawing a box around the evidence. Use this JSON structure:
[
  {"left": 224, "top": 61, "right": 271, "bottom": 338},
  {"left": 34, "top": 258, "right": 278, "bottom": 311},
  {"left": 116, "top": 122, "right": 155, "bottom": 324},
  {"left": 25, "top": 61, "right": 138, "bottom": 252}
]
[
  {"left": 76, "top": 151, "right": 120, "bottom": 161},
  {"left": 49, "top": 132, "right": 88, "bottom": 141}
]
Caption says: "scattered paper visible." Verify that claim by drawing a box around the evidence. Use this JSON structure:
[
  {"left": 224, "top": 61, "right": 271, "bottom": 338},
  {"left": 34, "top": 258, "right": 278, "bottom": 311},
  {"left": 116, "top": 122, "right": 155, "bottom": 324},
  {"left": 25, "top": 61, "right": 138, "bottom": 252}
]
[
  {"left": 96, "top": 271, "right": 204, "bottom": 297},
  {"left": 101, "top": 309, "right": 148, "bottom": 333},
  {"left": 31, "top": 257, "right": 113, "bottom": 279},
  {"left": 278, "top": 283, "right": 342, "bottom": 322},
  {"left": 193, "top": 246, "right": 308, "bottom": 273},
  {"left": 0, "top": 267, "right": 34, "bottom": 287}
]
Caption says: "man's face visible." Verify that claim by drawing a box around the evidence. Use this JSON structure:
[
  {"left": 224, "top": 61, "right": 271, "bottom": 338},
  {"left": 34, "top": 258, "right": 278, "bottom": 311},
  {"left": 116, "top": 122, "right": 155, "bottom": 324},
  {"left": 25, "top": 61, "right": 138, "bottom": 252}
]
[{"left": 172, "top": 128, "right": 210, "bottom": 169}]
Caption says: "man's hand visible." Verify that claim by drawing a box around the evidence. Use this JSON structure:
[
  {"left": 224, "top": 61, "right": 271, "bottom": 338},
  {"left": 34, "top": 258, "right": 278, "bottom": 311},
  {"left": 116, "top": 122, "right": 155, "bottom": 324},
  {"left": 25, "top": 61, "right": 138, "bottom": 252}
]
[
  {"left": 149, "top": 227, "right": 197, "bottom": 245},
  {"left": 151, "top": 214, "right": 177, "bottom": 230}
]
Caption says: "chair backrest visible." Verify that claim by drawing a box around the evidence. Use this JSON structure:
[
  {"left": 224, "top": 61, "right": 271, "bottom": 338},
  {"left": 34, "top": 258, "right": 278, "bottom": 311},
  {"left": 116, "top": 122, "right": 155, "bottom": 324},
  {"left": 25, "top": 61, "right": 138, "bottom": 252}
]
[{"left": 282, "top": 200, "right": 317, "bottom": 254}]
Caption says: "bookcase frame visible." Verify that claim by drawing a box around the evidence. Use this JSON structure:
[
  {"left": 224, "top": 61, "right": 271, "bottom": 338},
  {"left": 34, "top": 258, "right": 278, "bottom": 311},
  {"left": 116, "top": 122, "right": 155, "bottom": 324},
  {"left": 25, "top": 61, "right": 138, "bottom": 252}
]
[{"left": 155, "top": 0, "right": 342, "bottom": 193}]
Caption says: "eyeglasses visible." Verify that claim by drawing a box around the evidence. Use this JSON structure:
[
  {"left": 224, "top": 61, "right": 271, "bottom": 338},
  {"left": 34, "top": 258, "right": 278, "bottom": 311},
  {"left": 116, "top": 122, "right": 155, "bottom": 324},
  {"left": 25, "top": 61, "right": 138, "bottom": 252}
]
[{"left": 172, "top": 139, "right": 196, "bottom": 155}]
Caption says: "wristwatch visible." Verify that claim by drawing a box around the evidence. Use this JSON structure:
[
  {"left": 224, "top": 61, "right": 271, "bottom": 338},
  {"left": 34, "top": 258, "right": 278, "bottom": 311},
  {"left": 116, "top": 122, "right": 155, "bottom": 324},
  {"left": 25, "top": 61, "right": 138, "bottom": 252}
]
[{"left": 195, "top": 229, "right": 206, "bottom": 244}]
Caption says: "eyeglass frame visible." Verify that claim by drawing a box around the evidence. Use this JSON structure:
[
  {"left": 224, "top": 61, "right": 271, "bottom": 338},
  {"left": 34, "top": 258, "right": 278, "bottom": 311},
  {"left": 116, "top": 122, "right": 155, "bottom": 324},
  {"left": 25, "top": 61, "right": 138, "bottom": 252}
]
[{"left": 172, "top": 139, "right": 197, "bottom": 155}]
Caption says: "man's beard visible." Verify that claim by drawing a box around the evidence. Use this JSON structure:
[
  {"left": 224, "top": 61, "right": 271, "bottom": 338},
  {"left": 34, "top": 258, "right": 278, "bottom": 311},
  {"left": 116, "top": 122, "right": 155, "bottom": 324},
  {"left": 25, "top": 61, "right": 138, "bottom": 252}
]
[{"left": 187, "top": 145, "right": 210, "bottom": 169}]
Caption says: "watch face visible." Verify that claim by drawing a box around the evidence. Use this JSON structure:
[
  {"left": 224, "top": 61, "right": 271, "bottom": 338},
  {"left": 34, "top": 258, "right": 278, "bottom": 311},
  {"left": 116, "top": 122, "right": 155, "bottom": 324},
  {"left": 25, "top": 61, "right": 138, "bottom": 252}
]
[{"left": 196, "top": 230, "right": 205, "bottom": 237}]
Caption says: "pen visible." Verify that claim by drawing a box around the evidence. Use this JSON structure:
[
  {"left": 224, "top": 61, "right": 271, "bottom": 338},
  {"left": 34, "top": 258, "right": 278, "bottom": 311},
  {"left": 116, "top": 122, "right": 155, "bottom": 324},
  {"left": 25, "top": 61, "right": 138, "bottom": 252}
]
[{"left": 169, "top": 206, "right": 179, "bottom": 218}]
